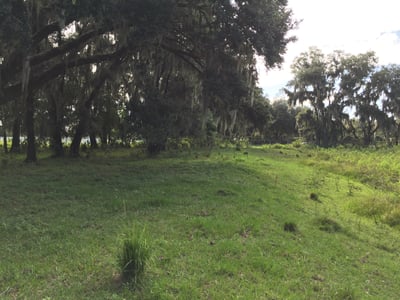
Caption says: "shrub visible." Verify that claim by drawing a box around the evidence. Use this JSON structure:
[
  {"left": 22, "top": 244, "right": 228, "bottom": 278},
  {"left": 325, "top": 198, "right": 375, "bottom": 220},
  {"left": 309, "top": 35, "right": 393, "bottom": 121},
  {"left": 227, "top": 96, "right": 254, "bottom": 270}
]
[
  {"left": 117, "top": 228, "right": 150, "bottom": 286},
  {"left": 272, "top": 144, "right": 284, "bottom": 150},
  {"left": 292, "top": 139, "right": 303, "bottom": 148}
]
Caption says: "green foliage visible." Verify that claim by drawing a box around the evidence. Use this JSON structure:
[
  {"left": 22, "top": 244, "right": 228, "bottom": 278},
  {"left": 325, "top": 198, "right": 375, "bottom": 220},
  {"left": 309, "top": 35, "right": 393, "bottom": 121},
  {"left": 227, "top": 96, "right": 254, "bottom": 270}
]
[
  {"left": 341, "top": 52, "right": 385, "bottom": 146},
  {"left": 117, "top": 228, "right": 150, "bottom": 286},
  {"left": 0, "top": 0, "right": 296, "bottom": 161},
  {"left": 301, "top": 146, "right": 400, "bottom": 228},
  {"left": 286, "top": 48, "right": 400, "bottom": 148},
  {"left": 304, "top": 147, "right": 400, "bottom": 193},
  {"left": 296, "top": 109, "right": 317, "bottom": 144},
  {"left": 286, "top": 48, "right": 346, "bottom": 147},
  {"left": 268, "top": 100, "right": 298, "bottom": 143}
]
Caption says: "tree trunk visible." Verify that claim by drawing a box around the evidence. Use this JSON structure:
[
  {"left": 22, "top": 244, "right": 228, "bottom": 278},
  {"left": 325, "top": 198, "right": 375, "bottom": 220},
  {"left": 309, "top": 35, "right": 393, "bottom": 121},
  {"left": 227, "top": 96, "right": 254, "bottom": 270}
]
[
  {"left": 51, "top": 123, "right": 64, "bottom": 157},
  {"left": 70, "top": 110, "right": 89, "bottom": 157},
  {"left": 25, "top": 92, "right": 37, "bottom": 162},
  {"left": 49, "top": 95, "right": 64, "bottom": 157},
  {"left": 3, "top": 130, "right": 8, "bottom": 153},
  {"left": 362, "top": 122, "right": 374, "bottom": 146},
  {"left": 101, "top": 127, "right": 108, "bottom": 146},
  {"left": 10, "top": 117, "right": 21, "bottom": 153},
  {"left": 89, "top": 131, "right": 98, "bottom": 149},
  {"left": 363, "top": 128, "right": 372, "bottom": 146}
]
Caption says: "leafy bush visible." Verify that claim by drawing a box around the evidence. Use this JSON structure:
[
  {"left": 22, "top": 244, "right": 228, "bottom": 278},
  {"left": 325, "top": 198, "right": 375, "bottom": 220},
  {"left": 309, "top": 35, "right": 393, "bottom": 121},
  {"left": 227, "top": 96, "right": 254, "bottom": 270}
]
[
  {"left": 117, "top": 228, "right": 150, "bottom": 286},
  {"left": 291, "top": 139, "right": 303, "bottom": 148}
]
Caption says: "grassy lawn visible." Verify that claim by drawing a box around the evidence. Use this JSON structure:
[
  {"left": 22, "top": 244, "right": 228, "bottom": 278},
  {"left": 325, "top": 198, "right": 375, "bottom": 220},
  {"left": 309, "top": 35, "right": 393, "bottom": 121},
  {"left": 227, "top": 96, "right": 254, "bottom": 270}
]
[{"left": 1, "top": 145, "right": 400, "bottom": 299}]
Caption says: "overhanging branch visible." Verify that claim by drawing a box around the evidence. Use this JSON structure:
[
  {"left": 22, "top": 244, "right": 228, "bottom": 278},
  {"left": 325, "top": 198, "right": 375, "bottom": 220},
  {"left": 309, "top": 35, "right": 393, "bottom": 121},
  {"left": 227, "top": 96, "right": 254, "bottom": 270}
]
[
  {"left": 29, "top": 26, "right": 108, "bottom": 66},
  {"left": 1, "top": 47, "right": 127, "bottom": 105},
  {"left": 32, "top": 22, "right": 61, "bottom": 45},
  {"left": 161, "top": 43, "right": 204, "bottom": 73}
]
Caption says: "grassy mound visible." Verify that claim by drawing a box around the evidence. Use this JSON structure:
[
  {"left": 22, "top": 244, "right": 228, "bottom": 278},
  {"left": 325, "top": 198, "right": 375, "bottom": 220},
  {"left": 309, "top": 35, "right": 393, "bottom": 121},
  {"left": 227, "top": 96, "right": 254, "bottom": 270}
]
[{"left": 1, "top": 146, "right": 400, "bottom": 299}]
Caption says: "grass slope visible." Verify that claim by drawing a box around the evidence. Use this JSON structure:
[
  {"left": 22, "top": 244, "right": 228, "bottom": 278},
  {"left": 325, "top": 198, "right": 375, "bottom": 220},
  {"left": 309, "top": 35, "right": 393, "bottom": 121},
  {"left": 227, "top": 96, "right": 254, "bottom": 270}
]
[{"left": 1, "top": 146, "right": 400, "bottom": 299}]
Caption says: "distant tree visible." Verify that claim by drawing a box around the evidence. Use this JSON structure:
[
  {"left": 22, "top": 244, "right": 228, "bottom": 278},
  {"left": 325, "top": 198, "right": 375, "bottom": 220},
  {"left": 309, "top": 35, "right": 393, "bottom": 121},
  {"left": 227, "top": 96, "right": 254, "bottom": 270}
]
[
  {"left": 284, "top": 49, "right": 400, "bottom": 147},
  {"left": 239, "top": 88, "right": 272, "bottom": 143},
  {"left": 126, "top": 72, "right": 203, "bottom": 154},
  {"left": 295, "top": 108, "right": 317, "bottom": 144},
  {"left": 379, "top": 65, "right": 400, "bottom": 144},
  {"left": 285, "top": 48, "right": 347, "bottom": 147},
  {"left": 269, "top": 99, "right": 298, "bottom": 143},
  {"left": 340, "top": 52, "right": 386, "bottom": 146}
]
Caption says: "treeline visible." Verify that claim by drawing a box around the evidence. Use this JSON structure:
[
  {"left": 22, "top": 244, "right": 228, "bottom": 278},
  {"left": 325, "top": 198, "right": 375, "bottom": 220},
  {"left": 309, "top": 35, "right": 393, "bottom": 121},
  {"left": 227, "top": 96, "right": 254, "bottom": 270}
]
[
  {"left": 0, "top": 0, "right": 295, "bottom": 161},
  {"left": 285, "top": 48, "right": 400, "bottom": 148}
]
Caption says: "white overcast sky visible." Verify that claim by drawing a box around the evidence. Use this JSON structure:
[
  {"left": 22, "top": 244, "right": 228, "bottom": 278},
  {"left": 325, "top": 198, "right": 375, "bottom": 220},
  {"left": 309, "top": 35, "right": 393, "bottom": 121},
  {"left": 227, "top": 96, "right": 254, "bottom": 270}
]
[{"left": 258, "top": 0, "right": 400, "bottom": 99}]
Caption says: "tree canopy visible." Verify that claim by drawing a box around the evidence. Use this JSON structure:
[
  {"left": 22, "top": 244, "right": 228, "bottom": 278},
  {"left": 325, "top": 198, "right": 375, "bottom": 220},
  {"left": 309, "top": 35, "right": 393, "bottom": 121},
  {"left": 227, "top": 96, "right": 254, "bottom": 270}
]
[
  {"left": 285, "top": 48, "right": 400, "bottom": 147},
  {"left": 0, "top": 0, "right": 296, "bottom": 161}
]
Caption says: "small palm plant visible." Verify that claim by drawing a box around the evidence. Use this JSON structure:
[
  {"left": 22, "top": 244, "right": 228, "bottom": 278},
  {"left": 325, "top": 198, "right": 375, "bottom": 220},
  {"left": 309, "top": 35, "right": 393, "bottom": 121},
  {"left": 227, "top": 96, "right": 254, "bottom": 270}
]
[{"left": 117, "top": 228, "right": 150, "bottom": 286}]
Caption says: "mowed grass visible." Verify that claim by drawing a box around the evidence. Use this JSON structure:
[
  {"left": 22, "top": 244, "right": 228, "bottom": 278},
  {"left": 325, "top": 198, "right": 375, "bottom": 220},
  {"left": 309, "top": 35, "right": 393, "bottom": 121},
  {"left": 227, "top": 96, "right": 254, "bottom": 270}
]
[{"left": 1, "top": 146, "right": 400, "bottom": 299}]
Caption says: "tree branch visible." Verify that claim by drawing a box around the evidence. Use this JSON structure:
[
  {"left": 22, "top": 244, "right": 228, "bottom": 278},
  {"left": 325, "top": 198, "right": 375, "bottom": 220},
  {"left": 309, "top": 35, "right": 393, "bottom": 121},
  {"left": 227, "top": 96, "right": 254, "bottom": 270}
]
[
  {"left": 29, "top": 26, "right": 108, "bottom": 66},
  {"left": 161, "top": 43, "right": 204, "bottom": 73},
  {"left": 32, "top": 22, "right": 61, "bottom": 45},
  {"left": 1, "top": 48, "right": 127, "bottom": 105}
]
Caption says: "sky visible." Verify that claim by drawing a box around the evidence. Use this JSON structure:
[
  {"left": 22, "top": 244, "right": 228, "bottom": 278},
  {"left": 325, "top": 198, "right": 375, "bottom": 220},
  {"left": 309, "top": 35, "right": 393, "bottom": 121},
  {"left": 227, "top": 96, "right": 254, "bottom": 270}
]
[{"left": 258, "top": 0, "right": 400, "bottom": 99}]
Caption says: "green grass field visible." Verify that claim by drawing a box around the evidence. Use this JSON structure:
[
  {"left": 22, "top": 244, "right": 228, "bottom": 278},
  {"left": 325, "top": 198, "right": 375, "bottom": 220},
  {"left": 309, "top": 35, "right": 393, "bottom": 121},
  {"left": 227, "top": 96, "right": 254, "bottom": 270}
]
[{"left": 1, "top": 145, "right": 400, "bottom": 299}]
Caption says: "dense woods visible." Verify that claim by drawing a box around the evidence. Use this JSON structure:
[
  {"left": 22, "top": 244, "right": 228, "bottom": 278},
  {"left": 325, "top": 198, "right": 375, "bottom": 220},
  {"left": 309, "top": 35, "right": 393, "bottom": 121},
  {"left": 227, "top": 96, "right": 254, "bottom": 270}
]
[
  {"left": 1, "top": 1, "right": 400, "bottom": 163},
  {"left": 0, "top": 0, "right": 296, "bottom": 161}
]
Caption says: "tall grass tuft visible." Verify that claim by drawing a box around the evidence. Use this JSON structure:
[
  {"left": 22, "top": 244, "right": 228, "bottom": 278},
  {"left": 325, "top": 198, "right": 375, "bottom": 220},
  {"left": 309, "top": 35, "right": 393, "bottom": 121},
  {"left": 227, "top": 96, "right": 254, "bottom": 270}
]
[
  {"left": 117, "top": 227, "right": 150, "bottom": 286},
  {"left": 315, "top": 217, "right": 342, "bottom": 233},
  {"left": 383, "top": 207, "right": 400, "bottom": 227}
]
